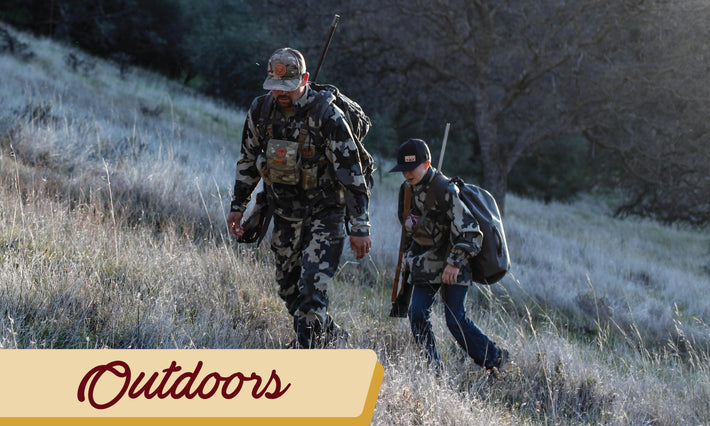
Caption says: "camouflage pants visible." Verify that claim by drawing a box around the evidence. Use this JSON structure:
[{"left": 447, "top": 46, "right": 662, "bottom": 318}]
[{"left": 270, "top": 206, "right": 346, "bottom": 348}]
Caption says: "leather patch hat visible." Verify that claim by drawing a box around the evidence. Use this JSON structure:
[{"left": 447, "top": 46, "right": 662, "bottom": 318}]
[
  {"left": 389, "top": 139, "right": 431, "bottom": 172},
  {"left": 263, "top": 48, "right": 306, "bottom": 91}
]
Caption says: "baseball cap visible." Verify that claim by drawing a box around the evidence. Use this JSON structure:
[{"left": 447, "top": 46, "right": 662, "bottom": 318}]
[
  {"left": 263, "top": 48, "right": 306, "bottom": 91},
  {"left": 389, "top": 139, "right": 431, "bottom": 172}
]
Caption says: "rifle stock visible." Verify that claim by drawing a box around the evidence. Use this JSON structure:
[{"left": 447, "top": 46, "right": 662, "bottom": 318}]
[
  {"left": 389, "top": 184, "right": 412, "bottom": 317},
  {"left": 390, "top": 248, "right": 405, "bottom": 302}
]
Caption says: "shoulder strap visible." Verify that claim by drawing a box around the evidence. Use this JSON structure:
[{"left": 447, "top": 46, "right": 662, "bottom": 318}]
[
  {"left": 310, "top": 88, "right": 336, "bottom": 125},
  {"left": 254, "top": 93, "right": 275, "bottom": 140},
  {"left": 425, "top": 172, "right": 449, "bottom": 209}
]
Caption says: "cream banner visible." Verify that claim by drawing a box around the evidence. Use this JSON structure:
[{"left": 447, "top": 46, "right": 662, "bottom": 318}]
[{"left": 0, "top": 349, "right": 383, "bottom": 425}]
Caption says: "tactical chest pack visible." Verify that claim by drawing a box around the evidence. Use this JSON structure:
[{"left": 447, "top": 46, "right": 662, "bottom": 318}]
[
  {"left": 255, "top": 84, "right": 374, "bottom": 190},
  {"left": 406, "top": 207, "right": 443, "bottom": 248},
  {"left": 265, "top": 139, "right": 302, "bottom": 186},
  {"left": 260, "top": 111, "right": 322, "bottom": 190}
]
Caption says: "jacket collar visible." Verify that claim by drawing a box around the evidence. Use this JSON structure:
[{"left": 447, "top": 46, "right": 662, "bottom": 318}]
[{"left": 293, "top": 86, "right": 312, "bottom": 112}]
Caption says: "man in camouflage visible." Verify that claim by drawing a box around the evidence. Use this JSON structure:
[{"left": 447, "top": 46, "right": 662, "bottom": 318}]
[
  {"left": 390, "top": 139, "right": 508, "bottom": 374},
  {"left": 227, "top": 48, "right": 372, "bottom": 348}
]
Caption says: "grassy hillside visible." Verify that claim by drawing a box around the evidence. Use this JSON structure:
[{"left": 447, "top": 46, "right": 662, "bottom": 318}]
[{"left": 2, "top": 25, "right": 709, "bottom": 425}]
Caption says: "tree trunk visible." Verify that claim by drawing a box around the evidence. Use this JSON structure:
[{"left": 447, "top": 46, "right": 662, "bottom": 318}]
[
  {"left": 480, "top": 142, "right": 508, "bottom": 215},
  {"left": 475, "top": 92, "right": 508, "bottom": 214}
]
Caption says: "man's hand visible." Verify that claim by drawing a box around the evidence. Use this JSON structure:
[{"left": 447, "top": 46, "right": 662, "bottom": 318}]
[
  {"left": 442, "top": 264, "right": 460, "bottom": 285},
  {"left": 349, "top": 235, "right": 372, "bottom": 260},
  {"left": 227, "top": 211, "right": 244, "bottom": 239}
]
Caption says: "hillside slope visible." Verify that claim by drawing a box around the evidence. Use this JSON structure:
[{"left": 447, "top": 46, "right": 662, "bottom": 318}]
[{"left": 2, "top": 24, "right": 709, "bottom": 425}]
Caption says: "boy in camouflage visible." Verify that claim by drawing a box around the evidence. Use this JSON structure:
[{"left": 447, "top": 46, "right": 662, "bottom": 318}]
[
  {"left": 390, "top": 138, "right": 508, "bottom": 374},
  {"left": 227, "top": 48, "right": 372, "bottom": 348}
]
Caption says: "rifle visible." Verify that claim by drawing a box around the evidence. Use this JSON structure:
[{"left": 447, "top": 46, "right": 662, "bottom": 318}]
[
  {"left": 437, "top": 123, "right": 450, "bottom": 300},
  {"left": 311, "top": 14, "right": 340, "bottom": 83},
  {"left": 389, "top": 183, "right": 412, "bottom": 317}
]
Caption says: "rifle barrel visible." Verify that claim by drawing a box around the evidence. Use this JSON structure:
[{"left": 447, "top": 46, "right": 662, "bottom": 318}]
[
  {"left": 437, "top": 123, "right": 451, "bottom": 171},
  {"left": 312, "top": 14, "right": 340, "bottom": 83}
]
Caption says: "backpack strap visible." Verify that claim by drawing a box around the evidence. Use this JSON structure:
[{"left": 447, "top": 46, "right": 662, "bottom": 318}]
[
  {"left": 254, "top": 93, "right": 274, "bottom": 141},
  {"left": 308, "top": 88, "right": 335, "bottom": 130},
  {"left": 425, "top": 171, "right": 449, "bottom": 210}
]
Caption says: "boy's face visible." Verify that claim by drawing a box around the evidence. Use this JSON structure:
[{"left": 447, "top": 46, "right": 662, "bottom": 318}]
[{"left": 402, "top": 161, "right": 430, "bottom": 185}]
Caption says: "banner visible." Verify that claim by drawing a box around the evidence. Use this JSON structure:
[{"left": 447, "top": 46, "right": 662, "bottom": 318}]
[{"left": 0, "top": 349, "right": 383, "bottom": 425}]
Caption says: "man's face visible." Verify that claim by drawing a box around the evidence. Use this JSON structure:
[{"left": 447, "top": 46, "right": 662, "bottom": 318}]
[
  {"left": 271, "top": 87, "right": 303, "bottom": 109},
  {"left": 402, "top": 161, "right": 430, "bottom": 185},
  {"left": 271, "top": 73, "right": 308, "bottom": 109}
]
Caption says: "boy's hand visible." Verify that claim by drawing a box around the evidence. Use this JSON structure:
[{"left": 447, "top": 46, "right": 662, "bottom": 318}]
[{"left": 442, "top": 264, "right": 460, "bottom": 285}]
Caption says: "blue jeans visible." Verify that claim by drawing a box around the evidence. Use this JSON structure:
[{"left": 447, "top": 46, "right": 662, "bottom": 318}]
[{"left": 408, "top": 284, "right": 499, "bottom": 369}]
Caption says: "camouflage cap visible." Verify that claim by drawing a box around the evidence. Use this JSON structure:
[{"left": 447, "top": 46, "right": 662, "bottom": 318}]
[{"left": 263, "top": 48, "right": 307, "bottom": 91}]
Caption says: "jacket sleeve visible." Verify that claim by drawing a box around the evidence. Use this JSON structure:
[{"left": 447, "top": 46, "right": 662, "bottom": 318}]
[
  {"left": 445, "top": 182, "right": 483, "bottom": 268},
  {"left": 230, "top": 97, "right": 264, "bottom": 213},
  {"left": 323, "top": 105, "right": 371, "bottom": 236}
]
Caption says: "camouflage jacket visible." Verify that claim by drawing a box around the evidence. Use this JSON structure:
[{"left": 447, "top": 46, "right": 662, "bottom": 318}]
[
  {"left": 397, "top": 168, "right": 483, "bottom": 285},
  {"left": 231, "top": 87, "right": 371, "bottom": 236}
]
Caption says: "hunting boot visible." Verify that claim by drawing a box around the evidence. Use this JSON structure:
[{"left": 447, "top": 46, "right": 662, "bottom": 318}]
[{"left": 488, "top": 348, "right": 509, "bottom": 378}]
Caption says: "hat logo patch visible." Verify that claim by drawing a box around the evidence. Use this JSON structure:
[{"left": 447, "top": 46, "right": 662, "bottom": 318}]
[
  {"left": 274, "top": 63, "right": 287, "bottom": 78},
  {"left": 405, "top": 155, "right": 416, "bottom": 163}
]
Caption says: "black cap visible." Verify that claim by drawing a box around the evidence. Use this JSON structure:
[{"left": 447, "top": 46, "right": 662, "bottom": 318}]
[{"left": 389, "top": 139, "right": 431, "bottom": 172}]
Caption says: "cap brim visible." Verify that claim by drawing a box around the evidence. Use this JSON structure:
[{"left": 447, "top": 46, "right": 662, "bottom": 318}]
[
  {"left": 263, "top": 77, "right": 301, "bottom": 91},
  {"left": 389, "top": 162, "right": 422, "bottom": 172}
]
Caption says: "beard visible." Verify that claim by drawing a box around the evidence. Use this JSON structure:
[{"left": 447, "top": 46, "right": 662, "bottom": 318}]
[{"left": 276, "top": 95, "right": 293, "bottom": 108}]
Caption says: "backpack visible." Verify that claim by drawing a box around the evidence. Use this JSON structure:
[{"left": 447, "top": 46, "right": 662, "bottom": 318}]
[
  {"left": 309, "top": 82, "right": 375, "bottom": 189},
  {"left": 426, "top": 174, "right": 511, "bottom": 285}
]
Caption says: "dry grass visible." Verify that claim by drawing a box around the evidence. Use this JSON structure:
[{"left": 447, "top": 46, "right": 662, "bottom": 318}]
[{"left": 2, "top": 24, "right": 710, "bottom": 425}]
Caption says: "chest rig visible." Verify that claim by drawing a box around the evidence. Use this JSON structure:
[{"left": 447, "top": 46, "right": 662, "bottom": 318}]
[
  {"left": 256, "top": 94, "right": 327, "bottom": 191},
  {"left": 406, "top": 171, "right": 448, "bottom": 247}
]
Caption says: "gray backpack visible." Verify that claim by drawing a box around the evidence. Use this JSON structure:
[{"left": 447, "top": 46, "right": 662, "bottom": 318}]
[{"left": 427, "top": 174, "right": 511, "bottom": 284}]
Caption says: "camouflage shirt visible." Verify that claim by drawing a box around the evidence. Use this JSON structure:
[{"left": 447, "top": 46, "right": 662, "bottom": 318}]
[
  {"left": 231, "top": 87, "right": 371, "bottom": 236},
  {"left": 398, "top": 167, "right": 483, "bottom": 285}
]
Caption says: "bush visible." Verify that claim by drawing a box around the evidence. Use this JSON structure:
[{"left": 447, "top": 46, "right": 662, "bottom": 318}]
[{"left": 509, "top": 135, "right": 595, "bottom": 202}]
